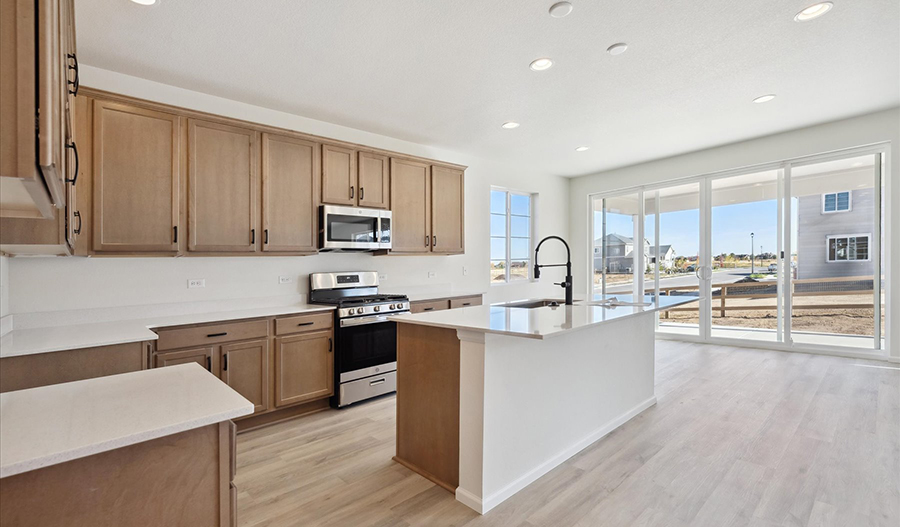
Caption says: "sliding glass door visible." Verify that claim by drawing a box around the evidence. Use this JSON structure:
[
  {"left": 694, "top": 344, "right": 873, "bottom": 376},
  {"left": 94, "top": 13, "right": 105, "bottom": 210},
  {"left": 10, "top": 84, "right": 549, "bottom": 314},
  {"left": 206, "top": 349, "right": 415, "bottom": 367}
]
[{"left": 589, "top": 145, "right": 887, "bottom": 354}]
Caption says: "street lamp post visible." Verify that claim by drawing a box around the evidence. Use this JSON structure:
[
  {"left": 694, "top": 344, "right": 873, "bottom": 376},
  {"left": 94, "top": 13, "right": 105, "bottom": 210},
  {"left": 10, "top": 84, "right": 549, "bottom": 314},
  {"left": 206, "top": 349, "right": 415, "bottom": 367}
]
[{"left": 750, "top": 232, "right": 755, "bottom": 275}]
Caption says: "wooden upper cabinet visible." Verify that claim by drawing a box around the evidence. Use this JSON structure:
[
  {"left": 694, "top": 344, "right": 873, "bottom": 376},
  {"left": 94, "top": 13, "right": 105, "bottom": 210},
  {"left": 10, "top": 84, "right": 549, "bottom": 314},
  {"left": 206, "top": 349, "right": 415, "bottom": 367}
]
[
  {"left": 92, "top": 101, "right": 180, "bottom": 252},
  {"left": 221, "top": 339, "right": 269, "bottom": 414},
  {"left": 261, "top": 133, "right": 318, "bottom": 253},
  {"left": 275, "top": 331, "right": 333, "bottom": 408},
  {"left": 430, "top": 166, "right": 464, "bottom": 254},
  {"left": 321, "top": 144, "right": 357, "bottom": 206},
  {"left": 35, "top": 0, "right": 67, "bottom": 209},
  {"left": 357, "top": 151, "right": 389, "bottom": 209},
  {"left": 188, "top": 119, "right": 258, "bottom": 252},
  {"left": 390, "top": 158, "right": 431, "bottom": 253}
]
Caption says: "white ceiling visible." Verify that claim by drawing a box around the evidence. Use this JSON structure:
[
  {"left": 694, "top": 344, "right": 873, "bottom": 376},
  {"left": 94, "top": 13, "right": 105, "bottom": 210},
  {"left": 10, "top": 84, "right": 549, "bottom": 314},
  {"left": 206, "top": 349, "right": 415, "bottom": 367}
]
[{"left": 75, "top": 0, "right": 899, "bottom": 177}]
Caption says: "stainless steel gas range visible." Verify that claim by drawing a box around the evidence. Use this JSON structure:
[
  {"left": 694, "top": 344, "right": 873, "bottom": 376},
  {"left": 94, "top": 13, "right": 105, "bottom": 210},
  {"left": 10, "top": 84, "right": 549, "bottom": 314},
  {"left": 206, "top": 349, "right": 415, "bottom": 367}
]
[{"left": 308, "top": 271, "right": 409, "bottom": 407}]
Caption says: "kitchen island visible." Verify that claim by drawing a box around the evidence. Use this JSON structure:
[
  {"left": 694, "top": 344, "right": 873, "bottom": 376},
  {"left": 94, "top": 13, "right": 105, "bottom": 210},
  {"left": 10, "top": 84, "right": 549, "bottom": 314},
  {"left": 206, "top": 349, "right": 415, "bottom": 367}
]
[{"left": 392, "top": 295, "right": 695, "bottom": 514}]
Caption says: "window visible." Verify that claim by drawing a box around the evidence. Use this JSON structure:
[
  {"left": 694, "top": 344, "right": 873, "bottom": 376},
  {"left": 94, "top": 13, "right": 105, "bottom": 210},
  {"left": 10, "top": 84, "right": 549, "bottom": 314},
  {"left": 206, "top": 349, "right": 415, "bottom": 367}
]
[
  {"left": 490, "top": 189, "right": 533, "bottom": 283},
  {"left": 826, "top": 234, "right": 870, "bottom": 262},
  {"left": 822, "top": 191, "right": 851, "bottom": 213}
]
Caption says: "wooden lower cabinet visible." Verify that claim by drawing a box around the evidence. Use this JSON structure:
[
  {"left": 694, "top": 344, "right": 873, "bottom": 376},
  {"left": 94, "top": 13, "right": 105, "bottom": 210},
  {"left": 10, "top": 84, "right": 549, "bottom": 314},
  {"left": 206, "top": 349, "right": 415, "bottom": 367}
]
[
  {"left": 220, "top": 339, "right": 269, "bottom": 414},
  {"left": 0, "top": 422, "right": 235, "bottom": 527},
  {"left": 154, "top": 345, "right": 215, "bottom": 372},
  {"left": 274, "top": 330, "right": 333, "bottom": 407},
  {"left": 0, "top": 342, "right": 148, "bottom": 393}
]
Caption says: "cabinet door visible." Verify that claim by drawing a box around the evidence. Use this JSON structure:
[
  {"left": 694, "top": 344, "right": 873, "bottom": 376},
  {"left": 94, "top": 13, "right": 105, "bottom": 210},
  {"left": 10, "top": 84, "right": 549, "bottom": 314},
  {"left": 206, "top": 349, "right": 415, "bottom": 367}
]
[
  {"left": 357, "top": 151, "right": 389, "bottom": 209},
  {"left": 274, "top": 331, "right": 333, "bottom": 407},
  {"left": 430, "top": 166, "right": 464, "bottom": 254},
  {"left": 221, "top": 339, "right": 269, "bottom": 414},
  {"left": 154, "top": 346, "right": 215, "bottom": 372},
  {"left": 389, "top": 158, "right": 431, "bottom": 253},
  {"left": 93, "top": 101, "right": 180, "bottom": 252},
  {"left": 188, "top": 119, "right": 258, "bottom": 252},
  {"left": 35, "top": 0, "right": 66, "bottom": 208},
  {"left": 261, "top": 133, "right": 318, "bottom": 252},
  {"left": 321, "top": 144, "right": 357, "bottom": 206}
]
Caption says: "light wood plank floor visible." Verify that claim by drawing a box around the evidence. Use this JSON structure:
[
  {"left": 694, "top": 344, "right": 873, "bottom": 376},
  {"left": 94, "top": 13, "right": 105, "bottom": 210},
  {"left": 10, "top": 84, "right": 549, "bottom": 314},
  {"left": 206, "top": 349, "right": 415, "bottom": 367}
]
[{"left": 236, "top": 341, "right": 900, "bottom": 526}]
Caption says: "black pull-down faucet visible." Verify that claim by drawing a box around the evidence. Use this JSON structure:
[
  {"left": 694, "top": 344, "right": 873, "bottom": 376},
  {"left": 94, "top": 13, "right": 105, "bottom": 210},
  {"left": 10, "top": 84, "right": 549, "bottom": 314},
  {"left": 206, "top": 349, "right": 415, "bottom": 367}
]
[{"left": 534, "top": 236, "right": 573, "bottom": 305}]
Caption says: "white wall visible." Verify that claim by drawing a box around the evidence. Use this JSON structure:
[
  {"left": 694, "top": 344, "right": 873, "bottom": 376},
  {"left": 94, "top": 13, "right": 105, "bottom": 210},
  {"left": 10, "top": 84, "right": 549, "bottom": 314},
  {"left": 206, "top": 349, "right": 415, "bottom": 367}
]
[
  {"left": 6, "top": 67, "right": 570, "bottom": 315},
  {"left": 0, "top": 256, "right": 9, "bottom": 317},
  {"left": 568, "top": 107, "right": 900, "bottom": 359}
]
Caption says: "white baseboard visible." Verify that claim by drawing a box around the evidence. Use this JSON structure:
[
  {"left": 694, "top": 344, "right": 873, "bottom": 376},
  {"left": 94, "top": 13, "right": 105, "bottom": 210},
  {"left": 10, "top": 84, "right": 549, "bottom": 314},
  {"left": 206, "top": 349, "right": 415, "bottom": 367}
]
[{"left": 460, "top": 394, "right": 658, "bottom": 515}]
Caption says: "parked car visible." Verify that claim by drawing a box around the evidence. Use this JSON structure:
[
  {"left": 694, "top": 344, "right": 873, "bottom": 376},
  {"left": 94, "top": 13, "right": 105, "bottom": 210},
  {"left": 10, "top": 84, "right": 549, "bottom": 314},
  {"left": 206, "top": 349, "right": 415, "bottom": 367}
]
[{"left": 768, "top": 263, "right": 778, "bottom": 272}]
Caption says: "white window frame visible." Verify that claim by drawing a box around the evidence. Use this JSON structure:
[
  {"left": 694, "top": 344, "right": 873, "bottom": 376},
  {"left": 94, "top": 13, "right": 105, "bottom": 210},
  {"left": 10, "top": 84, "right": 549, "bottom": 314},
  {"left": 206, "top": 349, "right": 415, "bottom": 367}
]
[
  {"left": 490, "top": 187, "right": 535, "bottom": 285},
  {"left": 821, "top": 191, "right": 852, "bottom": 214},
  {"left": 825, "top": 233, "right": 871, "bottom": 262}
]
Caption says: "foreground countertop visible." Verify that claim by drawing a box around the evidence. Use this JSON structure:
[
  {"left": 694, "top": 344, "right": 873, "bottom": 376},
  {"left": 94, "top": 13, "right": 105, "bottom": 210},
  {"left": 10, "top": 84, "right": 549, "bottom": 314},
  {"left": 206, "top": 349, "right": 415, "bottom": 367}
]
[
  {"left": 393, "top": 295, "right": 697, "bottom": 339},
  {"left": 0, "top": 363, "right": 253, "bottom": 478},
  {"left": 0, "top": 303, "right": 334, "bottom": 359}
]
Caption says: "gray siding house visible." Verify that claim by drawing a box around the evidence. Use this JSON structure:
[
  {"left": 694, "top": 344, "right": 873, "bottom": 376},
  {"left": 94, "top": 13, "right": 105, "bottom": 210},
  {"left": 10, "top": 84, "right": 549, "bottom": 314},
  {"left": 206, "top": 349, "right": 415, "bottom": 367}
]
[
  {"left": 796, "top": 188, "right": 875, "bottom": 279},
  {"left": 593, "top": 235, "right": 676, "bottom": 273}
]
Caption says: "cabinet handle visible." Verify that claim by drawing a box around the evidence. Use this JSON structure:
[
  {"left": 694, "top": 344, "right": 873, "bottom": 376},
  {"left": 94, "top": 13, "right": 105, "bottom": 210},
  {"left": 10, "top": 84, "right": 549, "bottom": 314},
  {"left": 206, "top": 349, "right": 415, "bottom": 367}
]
[
  {"left": 251, "top": 229, "right": 255, "bottom": 244},
  {"left": 65, "top": 142, "right": 79, "bottom": 184},
  {"left": 206, "top": 356, "right": 211, "bottom": 371},
  {"left": 462, "top": 302, "right": 471, "bottom": 306},
  {"left": 350, "top": 187, "right": 354, "bottom": 199},
  {"left": 369, "top": 378, "right": 386, "bottom": 386},
  {"left": 297, "top": 321, "right": 314, "bottom": 327},
  {"left": 328, "top": 338, "right": 333, "bottom": 352},
  {"left": 423, "top": 307, "right": 434, "bottom": 311},
  {"left": 66, "top": 53, "right": 79, "bottom": 96},
  {"left": 207, "top": 332, "right": 228, "bottom": 338},
  {"left": 264, "top": 229, "right": 268, "bottom": 244},
  {"left": 432, "top": 235, "right": 437, "bottom": 247},
  {"left": 173, "top": 225, "right": 178, "bottom": 244},
  {"left": 360, "top": 187, "right": 364, "bottom": 200},
  {"left": 74, "top": 211, "right": 82, "bottom": 234},
  {"left": 223, "top": 353, "right": 228, "bottom": 371},
  {"left": 425, "top": 235, "right": 430, "bottom": 247}
]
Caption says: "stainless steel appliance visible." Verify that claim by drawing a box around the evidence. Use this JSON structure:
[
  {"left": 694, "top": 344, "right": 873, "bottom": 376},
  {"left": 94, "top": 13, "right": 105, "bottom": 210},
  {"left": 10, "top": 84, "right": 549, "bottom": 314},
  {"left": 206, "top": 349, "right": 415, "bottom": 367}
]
[
  {"left": 319, "top": 205, "right": 392, "bottom": 251},
  {"left": 308, "top": 271, "right": 409, "bottom": 407}
]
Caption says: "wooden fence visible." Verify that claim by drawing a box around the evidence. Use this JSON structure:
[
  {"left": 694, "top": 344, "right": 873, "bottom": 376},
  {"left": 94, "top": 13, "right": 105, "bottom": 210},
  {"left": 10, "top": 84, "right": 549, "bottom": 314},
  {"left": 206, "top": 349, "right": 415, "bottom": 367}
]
[{"left": 654, "top": 275, "right": 881, "bottom": 319}]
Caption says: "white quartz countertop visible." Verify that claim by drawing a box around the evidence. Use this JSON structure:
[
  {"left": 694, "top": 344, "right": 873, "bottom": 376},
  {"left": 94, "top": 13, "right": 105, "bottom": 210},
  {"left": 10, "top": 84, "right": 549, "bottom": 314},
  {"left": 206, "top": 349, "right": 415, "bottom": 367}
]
[
  {"left": 0, "top": 303, "right": 334, "bottom": 359},
  {"left": 0, "top": 363, "right": 253, "bottom": 478},
  {"left": 393, "top": 295, "right": 698, "bottom": 339}
]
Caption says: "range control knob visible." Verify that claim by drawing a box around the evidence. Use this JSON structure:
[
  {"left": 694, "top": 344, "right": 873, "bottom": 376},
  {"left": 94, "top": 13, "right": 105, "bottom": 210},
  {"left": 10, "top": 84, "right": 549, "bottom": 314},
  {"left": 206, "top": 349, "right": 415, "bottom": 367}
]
[
  {"left": 348, "top": 308, "right": 355, "bottom": 315},
  {"left": 374, "top": 306, "right": 381, "bottom": 312},
  {"left": 389, "top": 304, "right": 395, "bottom": 310}
]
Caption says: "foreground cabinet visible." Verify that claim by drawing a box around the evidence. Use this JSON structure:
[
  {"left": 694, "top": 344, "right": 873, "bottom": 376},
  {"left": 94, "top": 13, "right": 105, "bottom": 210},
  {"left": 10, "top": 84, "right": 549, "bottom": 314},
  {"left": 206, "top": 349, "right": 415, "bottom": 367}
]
[{"left": 221, "top": 339, "right": 269, "bottom": 414}]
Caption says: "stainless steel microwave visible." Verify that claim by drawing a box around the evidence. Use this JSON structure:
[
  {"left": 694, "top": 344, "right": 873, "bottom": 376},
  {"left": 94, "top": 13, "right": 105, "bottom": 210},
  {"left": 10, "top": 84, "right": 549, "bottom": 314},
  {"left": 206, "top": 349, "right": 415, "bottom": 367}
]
[{"left": 319, "top": 205, "right": 392, "bottom": 251}]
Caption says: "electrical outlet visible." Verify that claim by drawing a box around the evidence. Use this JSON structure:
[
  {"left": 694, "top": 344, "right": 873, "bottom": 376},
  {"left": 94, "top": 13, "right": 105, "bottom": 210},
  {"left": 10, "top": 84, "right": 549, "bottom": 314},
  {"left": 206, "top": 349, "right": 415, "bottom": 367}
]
[
  {"left": 187, "top": 278, "right": 205, "bottom": 289},
  {"left": 428, "top": 271, "right": 436, "bottom": 279},
  {"left": 462, "top": 266, "right": 468, "bottom": 276},
  {"left": 378, "top": 273, "right": 387, "bottom": 281},
  {"left": 278, "top": 276, "right": 293, "bottom": 284}
]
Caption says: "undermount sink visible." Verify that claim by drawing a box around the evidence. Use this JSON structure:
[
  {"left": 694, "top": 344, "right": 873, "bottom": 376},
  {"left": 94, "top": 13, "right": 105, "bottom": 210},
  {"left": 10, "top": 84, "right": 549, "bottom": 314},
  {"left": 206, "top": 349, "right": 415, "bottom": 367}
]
[
  {"left": 496, "top": 299, "right": 577, "bottom": 309},
  {"left": 586, "top": 297, "right": 653, "bottom": 308}
]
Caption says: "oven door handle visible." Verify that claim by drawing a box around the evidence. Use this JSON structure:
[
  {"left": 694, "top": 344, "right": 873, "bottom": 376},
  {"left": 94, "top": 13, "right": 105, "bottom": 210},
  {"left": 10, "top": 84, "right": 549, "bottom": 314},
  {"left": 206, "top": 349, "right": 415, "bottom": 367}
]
[{"left": 339, "top": 312, "right": 407, "bottom": 327}]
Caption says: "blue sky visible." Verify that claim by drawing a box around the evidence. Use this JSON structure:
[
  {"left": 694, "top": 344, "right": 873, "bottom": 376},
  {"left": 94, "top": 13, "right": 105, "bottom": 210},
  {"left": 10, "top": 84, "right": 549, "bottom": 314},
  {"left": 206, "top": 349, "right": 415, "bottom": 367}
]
[{"left": 595, "top": 200, "right": 791, "bottom": 257}]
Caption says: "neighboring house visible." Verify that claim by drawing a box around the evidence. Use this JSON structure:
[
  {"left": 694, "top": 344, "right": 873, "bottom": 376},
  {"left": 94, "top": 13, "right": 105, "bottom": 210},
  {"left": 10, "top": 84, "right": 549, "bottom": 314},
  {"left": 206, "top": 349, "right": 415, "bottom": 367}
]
[
  {"left": 593, "top": 235, "right": 675, "bottom": 273},
  {"left": 796, "top": 188, "right": 875, "bottom": 279}
]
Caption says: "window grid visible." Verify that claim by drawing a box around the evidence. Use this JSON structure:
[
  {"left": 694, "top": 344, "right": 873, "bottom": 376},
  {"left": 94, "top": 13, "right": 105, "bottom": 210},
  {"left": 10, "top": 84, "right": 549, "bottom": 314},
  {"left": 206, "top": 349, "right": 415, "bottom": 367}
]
[
  {"left": 822, "top": 191, "right": 851, "bottom": 213},
  {"left": 826, "top": 234, "right": 870, "bottom": 262},
  {"left": 491, "top": 189, "right": 533, "bottom": 284}
]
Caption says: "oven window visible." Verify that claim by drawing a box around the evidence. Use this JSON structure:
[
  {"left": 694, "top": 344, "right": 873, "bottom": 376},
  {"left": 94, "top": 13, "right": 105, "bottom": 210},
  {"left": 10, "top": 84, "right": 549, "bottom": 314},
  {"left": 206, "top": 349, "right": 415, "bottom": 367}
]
[
  {"left": 337, "top": 321, "right": 397, "bottom": 374},
  {"left": 328, "top": 214, "right": 377, "bottom": 243}
]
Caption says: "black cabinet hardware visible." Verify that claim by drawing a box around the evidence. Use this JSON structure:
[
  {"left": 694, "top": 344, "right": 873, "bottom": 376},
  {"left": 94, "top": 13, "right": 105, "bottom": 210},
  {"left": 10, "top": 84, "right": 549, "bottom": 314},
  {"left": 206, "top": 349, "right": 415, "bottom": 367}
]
[
  {"left": 425, "top": 235, "right": 430, "bottom": 247},
  {"left": 264, "top": 229, "right": 268, "bottom": 244},
  {"left": 423, "top": 307, "right": 434, "bottom": 311},
  {"left": 462, "top": 302, "right": 471, "bottom": 306},
  {"left": 65, "top": 142, "right": 78, "bottom": 184},
  {"left": 432, "top": 235, "right": 436, "bottom": 247},
  {"left": 223, "top": 353, "right": 228, "bottom": 371},
  {"left": 207, "top": 332, "right": 228, "bottom": 338},
  {"left": 360, "top": 187, "right": 364, "bottom": 200},
  {"left": 251, "top": 229, "right": 255, "bottom": 244},
  {"left": 205, "top": 356, "right": 211, "bottom": 371},
  {"left": 73, "top": 211, "right": 82, "bottom": 234},
  {"left": 297, "top": 321, "right": 314, "bottom": 327},
  {"left": 173, "top": 225, "right": 178, "bottom": 244},
  {"left": 328, "top": 338, "right": 333, "bottom": 352},
  {"left": 350, "top": 186, "right": 355, "bottom": 199},
  {"left": 66, "top": 53, "right": 79, "bottom": 96}
]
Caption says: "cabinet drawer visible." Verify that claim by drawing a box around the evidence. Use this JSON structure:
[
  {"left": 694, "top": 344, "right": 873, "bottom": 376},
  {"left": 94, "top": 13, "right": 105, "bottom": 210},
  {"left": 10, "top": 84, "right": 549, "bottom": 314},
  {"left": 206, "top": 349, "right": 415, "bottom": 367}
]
[
  {"left": 155, "top": 320, "right": 268, "bottom": 351},
  {"left": 274, "top": 312, "right": 333, "bottom": 336},
  {"left": 410, "top": 299, "right": 450, "bottom": 314},
  {"left": 449, "top": 295, "right": 482, "bottom": 309}
]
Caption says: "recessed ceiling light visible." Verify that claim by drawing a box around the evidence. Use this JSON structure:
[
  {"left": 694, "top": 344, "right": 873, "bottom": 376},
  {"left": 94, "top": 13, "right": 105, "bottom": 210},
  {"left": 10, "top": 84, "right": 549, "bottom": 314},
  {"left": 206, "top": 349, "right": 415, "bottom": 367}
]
[
  {"left": 794, "top": 2, "right": 833, "bottom": 21},
  {"left": 753, "top": 94, "right": 776, "bottom": 103},
  {"left": 575, "top": 146, "right": 590, "bottom": 152},
  {"left": 530, "top": 58, "right": 553, "bottom": 71},
  {"left": 606, "top": 43, "right": 628, "bottom": 56},
  {"left": 548, "top": 1, "right": 573, "bottom": 18},
  {"left": 130, "top": 0, "right": 157, "bottom": 5},
  {"left": 501, "top": 122, "right": 520, "bottom": 129}
]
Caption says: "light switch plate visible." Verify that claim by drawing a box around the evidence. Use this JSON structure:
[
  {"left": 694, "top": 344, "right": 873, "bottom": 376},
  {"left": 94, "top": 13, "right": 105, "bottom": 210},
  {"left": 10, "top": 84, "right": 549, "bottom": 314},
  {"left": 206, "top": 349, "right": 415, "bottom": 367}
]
[
  {"left": 279, "top": 276, "right": 293, "bottom": 284},
  {"left": 188, "top": 279, "right": 205, "bottom": 289}
]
